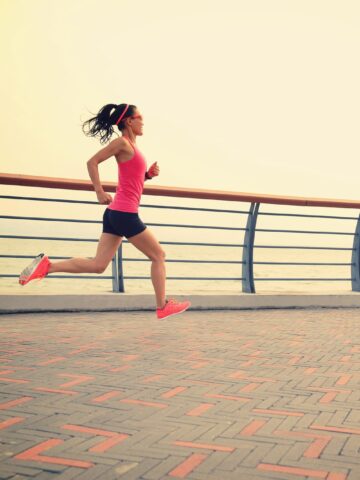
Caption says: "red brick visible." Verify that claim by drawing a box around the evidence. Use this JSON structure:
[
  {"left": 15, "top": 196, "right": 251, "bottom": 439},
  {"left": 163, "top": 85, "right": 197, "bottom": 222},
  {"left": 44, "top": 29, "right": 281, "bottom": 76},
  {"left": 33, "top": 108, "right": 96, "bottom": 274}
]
[
  {"left": 122, "top": 354, "right": 139, "bottom": 361},
  {"left": 320, "top": 392, "right": 338, "bottom": 403},
  {"left": 240, "top": 383, "right": 260, "bottom": 393},
  {"left": 0, "top": 377, "right": 29, "bottom": 384},
  {"left": 169, "top": 453, "right": 207, "bottom": 478},
  {"left": 0, "top": 397, "right": 32, "bottom": 410},
  {"left": 275, "top": 430, "right": 331, "bottom": 458},
  {"left": 143, "top": 374, "right": 164, "bottom": 383},
  {"left": 257, "top": 463, "right": 327, "bottom": 478},
  {"left": 336, "top": 374, "right": 352, "bottom": 386},
  {"left": 109, "top": 365, "right": 131, "bottom": 372},
  {"left": 15, "top": 439, "right": 64, "bottom": 459},
  {"left": 15, "top": 439, "right": 94, "bottom": 468},
  {"left": 253, "top": 408, "right": 304, "bottom": 417},
  {"left": 33, "top": 387, "right": 77, "bottom": 395},
  {"left": 229, "top": 370, "right": 246, "bottom": 378},
  {"left": 89, "top": 434, "right": 128, "bottom": 453},
  {"left": 92, "top": 391, "right": 123, "bottom": 403},
  {"left": 205, "top": 394, "right": 249, "bottom": 402},
  {"left": 191, "top": 362, "right": 208, "bottom": 369},
  {"left": 288, "top": 355, "right": 302, "bottom": 365},
  {"left": 59, "top": 374, "right": 94, "bottom": 387},
  {"left": 340, "top": 355, "right": 351, "bottom": 362},
  {"left": 304, "top": 437, "right": 331, "bottom": 458},
  {"left": 186, "top": 403, "right": 214, "bottom": 417},
  {"left": 162, "top": 387, "right": 187, "bottom": 399},
  {"left": 37, "top": 357, "right": 66, "bottom": 365},
  {"left": 62, "top": 424, "right": 116, "bottom": 437},
  {"left": 0, "top": 417, "right": 24, "bottom": 429},
  {"left": 174, "top": 441, "right": 234, "bottom": 452},
  {"left": 327, "top": 473, "right": 348, "bottom": 480},
  {"left": 120, "top": 399, "right": 168, "bottom": 408},
  {"left": 239, "top": 419, "right": 266, "bottom": 436}
]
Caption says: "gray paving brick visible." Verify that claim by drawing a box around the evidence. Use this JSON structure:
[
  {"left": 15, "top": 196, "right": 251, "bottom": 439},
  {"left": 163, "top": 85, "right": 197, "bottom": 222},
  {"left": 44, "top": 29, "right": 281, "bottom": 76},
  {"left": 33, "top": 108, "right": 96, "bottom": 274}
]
[
  {"left": 260, "top": 443, "right": 293, "bottom": 464},
  {"left": 114, "top": 445, "right": 174, "bottom": 461},
  {"left": 240, "top": 443, "right": 275, "bottom": 467},
  {"left": 344, "top": 408, "right": 360, "bottom": 423},
  {"left": 65, "top": 465, "right": 114, "bottom": 480},
  {"left": 5, "top": 476, "right": 29, "bottom": 480},
  {"left": 291, "top": 412, "right": 317, "bottom": 428},
  {"left": 141, "top": 455, "right": 184, "bottom": 479},
  {"left": 321, "top": 454, "right": 360, "bottom": 467},
  {"left": 341, "top": 435, "right": 360, "bottom": 457},
  {"left": 282, "top": 457, "right": 351, "bottom": 474},
  {"left": 219, "top": 419, "right": 250, "bottom": 438},
  {"left": 187, "top": 469, "right": 271, "bottom": 480},
  {"left": 254, "top": 417, "right": 283, "bottom": 436},
  {"left": 193, "top": 451, "right": 232, "bottom": 475},
  {"left": 110, "top": 459, "right": 160, "bottom": 480},
  {"left": 215, "top": 447, "right": 255, "bottom": 471},
  {"left": 11, "top": 460, "right": 66, "bottom": 474},
  {"left": 112, "top": 463, "right": 140, "bottom": 477},
  {"left": 33, "top": 473, "right": 63, "bottom": 480},
  {"left": 347, "top": 466, "right": 360, "bottom": 480},
  {"left": 197, "top": 422, "right": 235, "bottom": 442},
  {"left": 0, "top": 463, "right": 42, "bottom": 477},
  {"left": 54, "top": 468, "right": 84, "bottom": 480}
]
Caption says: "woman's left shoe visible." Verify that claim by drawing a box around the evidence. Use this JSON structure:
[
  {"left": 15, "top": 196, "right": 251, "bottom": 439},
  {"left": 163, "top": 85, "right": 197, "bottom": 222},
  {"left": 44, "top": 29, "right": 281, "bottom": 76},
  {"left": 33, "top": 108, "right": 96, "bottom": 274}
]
[
  {"left": 156, "top": 299, "right": 191, "bottom": 319},
  {"left": 19, "top": 253, "right": 50, "bottom": 285}
]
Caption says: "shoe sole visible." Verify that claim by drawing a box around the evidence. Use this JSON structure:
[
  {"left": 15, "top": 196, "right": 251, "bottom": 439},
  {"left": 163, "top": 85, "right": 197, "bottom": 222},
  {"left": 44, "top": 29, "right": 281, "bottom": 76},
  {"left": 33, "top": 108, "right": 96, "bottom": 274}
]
[
  {"left": 19, "top": 255, "right": 45, "bottom": 285},
  {"left": 157, "top": 305, "right": 190, "bottom": 320}
]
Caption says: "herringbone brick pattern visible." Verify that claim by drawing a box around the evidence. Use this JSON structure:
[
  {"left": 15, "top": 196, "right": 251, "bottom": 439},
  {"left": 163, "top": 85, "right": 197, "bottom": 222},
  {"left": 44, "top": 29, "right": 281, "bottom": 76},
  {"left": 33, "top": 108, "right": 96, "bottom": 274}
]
[{"left": 0, "top": 308, "right": 359, "bottom": 479}]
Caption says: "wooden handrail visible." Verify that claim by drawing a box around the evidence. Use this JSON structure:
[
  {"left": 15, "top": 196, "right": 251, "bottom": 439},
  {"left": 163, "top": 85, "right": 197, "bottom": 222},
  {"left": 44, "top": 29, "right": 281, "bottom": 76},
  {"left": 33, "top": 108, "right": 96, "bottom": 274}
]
[{"left": 1, "top": 172, "right": 360, "bottom": 209}]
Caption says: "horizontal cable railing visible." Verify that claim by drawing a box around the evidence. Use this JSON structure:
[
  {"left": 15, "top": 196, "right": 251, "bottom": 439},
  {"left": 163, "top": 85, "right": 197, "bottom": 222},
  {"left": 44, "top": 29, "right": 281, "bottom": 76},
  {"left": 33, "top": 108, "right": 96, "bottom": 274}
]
[{"left": 1, "top": 173, "right": 359, "bottom": 293}]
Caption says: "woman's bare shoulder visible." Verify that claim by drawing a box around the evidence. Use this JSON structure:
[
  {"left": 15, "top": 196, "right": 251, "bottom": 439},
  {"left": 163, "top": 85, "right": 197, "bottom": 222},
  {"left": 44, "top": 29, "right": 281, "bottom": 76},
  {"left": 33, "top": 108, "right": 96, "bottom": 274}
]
[{"left": 110, "top": 136, "right": 127, "bottom": 151}]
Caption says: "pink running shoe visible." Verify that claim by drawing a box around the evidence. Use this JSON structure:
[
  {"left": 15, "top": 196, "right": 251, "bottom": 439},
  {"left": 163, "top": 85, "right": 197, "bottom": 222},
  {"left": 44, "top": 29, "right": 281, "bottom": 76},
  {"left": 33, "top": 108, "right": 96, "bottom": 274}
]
[
  {"left": 19, "top": 253, "right": 50, "bottom": 286},
  {"left": 156, "top": 299, "right": 191, "bottom": 319}
]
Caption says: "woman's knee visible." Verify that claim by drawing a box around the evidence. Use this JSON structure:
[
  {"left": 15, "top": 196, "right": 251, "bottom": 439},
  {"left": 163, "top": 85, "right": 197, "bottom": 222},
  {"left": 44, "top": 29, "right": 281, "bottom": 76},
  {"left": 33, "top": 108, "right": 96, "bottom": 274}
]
[
  {"left": 149, "top": 248, "right": 166, "bottom": 262},
  {"left": 93, "top": 260, "right": 109, "bottom": 274}
]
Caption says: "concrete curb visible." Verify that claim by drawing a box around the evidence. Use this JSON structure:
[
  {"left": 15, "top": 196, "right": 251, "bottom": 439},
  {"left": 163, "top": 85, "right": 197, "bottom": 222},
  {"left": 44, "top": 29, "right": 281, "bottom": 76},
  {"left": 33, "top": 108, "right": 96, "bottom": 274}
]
[{"left": 1, "top": 293, "right": 360, "bottom": 314}]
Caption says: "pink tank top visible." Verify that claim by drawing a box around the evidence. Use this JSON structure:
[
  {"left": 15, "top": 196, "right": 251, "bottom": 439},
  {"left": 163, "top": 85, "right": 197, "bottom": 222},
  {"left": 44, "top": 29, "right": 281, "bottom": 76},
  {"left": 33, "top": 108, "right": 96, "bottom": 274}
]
[{"left": 108, "top": 137, "right": 147, "bottom": 213}]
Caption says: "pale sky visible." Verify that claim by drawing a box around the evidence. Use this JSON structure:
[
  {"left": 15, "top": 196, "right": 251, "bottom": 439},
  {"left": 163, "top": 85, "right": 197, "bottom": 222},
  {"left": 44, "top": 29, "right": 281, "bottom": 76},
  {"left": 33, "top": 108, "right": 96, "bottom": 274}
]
[{"left": 1, "top": 0, "right": 359, "bottom": 200}]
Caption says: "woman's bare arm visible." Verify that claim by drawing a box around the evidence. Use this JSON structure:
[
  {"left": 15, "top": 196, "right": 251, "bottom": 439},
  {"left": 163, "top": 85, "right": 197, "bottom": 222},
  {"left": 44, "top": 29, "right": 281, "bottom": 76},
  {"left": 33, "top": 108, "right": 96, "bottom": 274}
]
[{"left": 87, "top": 137, "right": 125, "bottom": 203}]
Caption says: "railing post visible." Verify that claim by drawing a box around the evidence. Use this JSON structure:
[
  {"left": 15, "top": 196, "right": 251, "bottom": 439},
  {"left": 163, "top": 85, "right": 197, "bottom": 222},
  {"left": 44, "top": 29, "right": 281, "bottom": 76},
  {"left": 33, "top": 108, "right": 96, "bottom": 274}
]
[
  {"left": 112, "top": 244, "right": 125, "bottom": 293},
  {"left": 111, "top": 255, "right": 118, "bottom": 292},
  {"left": 351, "top": 214, "right": 360, "bottom": 292},
  {"left": 242, "top": 202, "right": 260, "bottom": 293}
]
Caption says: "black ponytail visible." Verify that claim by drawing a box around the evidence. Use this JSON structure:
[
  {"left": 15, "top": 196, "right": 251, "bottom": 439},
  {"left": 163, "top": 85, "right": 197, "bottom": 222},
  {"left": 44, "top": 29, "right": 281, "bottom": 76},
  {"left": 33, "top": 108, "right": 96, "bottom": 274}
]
[{"left": 82, "top": 103, "right": 136, "bottom": 144}]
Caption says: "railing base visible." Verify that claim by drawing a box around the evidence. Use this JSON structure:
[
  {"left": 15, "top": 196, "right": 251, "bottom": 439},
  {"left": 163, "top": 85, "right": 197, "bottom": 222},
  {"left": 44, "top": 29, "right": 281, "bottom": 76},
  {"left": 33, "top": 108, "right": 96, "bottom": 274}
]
[{"left": 1, "top": 292, "right": 360, "bottom": 314}]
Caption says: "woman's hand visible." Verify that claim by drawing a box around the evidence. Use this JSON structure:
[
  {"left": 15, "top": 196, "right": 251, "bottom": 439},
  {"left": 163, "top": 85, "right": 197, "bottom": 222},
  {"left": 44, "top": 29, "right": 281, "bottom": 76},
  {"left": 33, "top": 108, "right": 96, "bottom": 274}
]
[
  {"left": 96, "top": 190, "right": 113, "bottom": 205},
  {"left": 148, "top": 162, "right": 160, "bottom": 178}
]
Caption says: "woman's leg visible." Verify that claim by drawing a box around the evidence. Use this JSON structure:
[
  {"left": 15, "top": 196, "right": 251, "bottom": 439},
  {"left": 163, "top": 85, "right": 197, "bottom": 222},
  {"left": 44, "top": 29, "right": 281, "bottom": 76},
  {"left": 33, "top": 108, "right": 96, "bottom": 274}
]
[
  {"left": 49, "top": 233, "right": 122, "bottom": 274},
  {"left": 127, "top": 228, "right": 166, "bottom": 309}
]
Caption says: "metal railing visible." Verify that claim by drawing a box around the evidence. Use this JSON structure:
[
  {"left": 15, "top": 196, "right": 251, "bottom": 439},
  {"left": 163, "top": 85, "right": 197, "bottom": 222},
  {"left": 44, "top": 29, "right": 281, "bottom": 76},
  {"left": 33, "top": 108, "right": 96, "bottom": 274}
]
[{"left": 1, "top": 172, "right": 359, "bottom": 293}]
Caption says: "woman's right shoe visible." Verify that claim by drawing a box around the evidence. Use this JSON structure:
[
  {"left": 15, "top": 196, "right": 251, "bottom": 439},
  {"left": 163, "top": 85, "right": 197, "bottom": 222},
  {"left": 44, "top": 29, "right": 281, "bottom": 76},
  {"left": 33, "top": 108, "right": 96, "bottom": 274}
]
[
  {"left": 156, "top": 299, "right": 191, "bottom": 319},
  {"left": 19, "top": 253, "right": 50, "bottom": 285}
]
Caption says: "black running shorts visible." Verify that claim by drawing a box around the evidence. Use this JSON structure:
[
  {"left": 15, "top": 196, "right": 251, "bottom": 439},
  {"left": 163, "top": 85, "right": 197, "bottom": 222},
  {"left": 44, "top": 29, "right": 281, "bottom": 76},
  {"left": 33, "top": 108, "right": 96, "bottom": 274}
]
[{"left": 102, "top": 208, "right": 147, "bottom": 239}]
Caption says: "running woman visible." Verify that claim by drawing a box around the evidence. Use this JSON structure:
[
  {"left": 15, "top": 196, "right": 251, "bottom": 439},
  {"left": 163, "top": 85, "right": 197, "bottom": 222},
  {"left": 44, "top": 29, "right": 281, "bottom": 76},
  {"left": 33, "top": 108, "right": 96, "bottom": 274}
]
[{"left": 19, "top": 103, "right": 191, "bottom": 319}]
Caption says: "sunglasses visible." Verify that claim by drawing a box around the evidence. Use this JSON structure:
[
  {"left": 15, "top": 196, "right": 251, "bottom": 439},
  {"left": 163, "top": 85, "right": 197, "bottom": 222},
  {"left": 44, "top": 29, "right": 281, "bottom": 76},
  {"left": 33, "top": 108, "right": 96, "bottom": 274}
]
[{"left": 130, "top": 114, "right": 143, "bottom": 121}]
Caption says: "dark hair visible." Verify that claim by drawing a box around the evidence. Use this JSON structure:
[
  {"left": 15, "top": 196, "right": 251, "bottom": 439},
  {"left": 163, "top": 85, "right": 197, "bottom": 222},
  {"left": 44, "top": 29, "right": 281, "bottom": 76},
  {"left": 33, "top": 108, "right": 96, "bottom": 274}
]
[{"left": 82, "top": 103, "right": 136, "bottom": 144}]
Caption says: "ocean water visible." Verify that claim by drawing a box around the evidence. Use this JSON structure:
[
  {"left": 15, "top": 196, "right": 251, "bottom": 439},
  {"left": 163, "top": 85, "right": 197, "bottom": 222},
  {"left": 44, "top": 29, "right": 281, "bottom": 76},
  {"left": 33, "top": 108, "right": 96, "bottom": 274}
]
[{"left": 0, "top": 185, "right": 358, "bottom": 295}]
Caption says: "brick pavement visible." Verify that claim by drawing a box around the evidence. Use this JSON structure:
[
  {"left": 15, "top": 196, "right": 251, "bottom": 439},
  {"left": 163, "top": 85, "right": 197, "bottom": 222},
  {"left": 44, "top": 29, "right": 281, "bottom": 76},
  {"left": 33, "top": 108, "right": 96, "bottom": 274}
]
[{"left": 0, "top": 308, "right": 360, "bottom": 480}]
